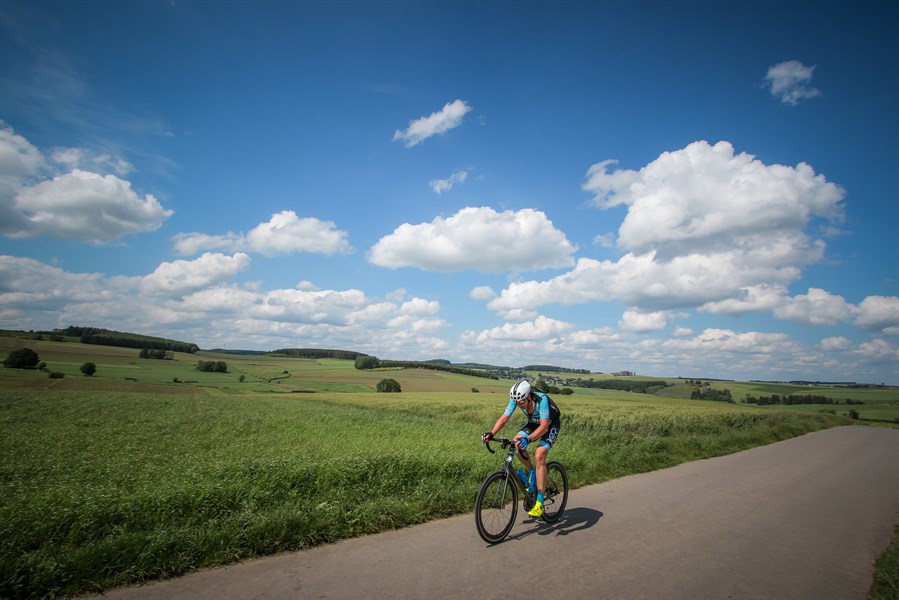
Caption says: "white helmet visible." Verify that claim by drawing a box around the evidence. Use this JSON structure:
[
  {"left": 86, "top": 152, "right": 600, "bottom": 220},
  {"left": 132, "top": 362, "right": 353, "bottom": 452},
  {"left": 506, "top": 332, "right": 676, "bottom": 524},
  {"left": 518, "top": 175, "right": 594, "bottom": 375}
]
[{"left": 510, "top": 380, "right": 531, "bottom": 402}]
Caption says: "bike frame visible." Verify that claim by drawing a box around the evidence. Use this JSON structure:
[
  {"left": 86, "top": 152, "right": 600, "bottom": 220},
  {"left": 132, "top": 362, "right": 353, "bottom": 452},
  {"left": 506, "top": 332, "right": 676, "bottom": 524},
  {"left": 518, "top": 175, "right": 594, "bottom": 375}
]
[{"left": 485, "top": 437, "right": 537, "bottom": 504}]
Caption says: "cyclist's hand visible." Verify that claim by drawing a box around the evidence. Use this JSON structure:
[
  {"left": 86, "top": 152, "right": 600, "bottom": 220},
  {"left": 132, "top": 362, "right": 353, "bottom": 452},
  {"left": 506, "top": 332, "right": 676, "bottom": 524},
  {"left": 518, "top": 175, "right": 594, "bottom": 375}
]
[
  {"left": 482, "top": 432, "right": 494, "bottom": 444},
  {"left": 516, "top": 436, "right": 529, "bottom": 450}
]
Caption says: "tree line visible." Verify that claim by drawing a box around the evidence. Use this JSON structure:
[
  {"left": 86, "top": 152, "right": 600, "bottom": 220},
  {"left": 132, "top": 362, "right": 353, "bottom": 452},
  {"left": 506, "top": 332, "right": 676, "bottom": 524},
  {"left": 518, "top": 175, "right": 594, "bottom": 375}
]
[
  {"left": 567, "top": 378, "right": 671, "bottom": 394},
  {"left": 353, "top": 356, "right": 499, "bottom": 380},
  {"left": 60, "top": 326, "right": 199, "bottom": 354},
  {"left": 691, "top": 388, "right": 734, "bottom": 403},
  {"left": 744, "top": 394, "right": 865, "bottom": 406},
  {"left": 522, "top": 365, "right": 591, "bottom": 374},
  {"left": 272, "top": 348, "right": 369, "bottom": 360}
]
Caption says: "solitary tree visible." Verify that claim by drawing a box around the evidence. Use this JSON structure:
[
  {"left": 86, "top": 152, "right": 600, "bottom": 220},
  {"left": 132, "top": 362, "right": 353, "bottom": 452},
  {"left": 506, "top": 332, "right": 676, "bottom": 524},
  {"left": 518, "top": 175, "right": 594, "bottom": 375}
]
[
  {"left": 3, "top": 348, "right": 40, "bottom": 369},
  {"left": 80, "top": 362, "right": 97, "bottom": 376}
]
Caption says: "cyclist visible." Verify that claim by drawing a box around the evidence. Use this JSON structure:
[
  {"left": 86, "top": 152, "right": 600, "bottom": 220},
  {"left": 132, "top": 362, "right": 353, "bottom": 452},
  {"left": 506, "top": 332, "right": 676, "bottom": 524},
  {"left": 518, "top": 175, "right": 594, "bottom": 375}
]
[{"left": 482, "top": 380, "right": 561, "bottom": 518}]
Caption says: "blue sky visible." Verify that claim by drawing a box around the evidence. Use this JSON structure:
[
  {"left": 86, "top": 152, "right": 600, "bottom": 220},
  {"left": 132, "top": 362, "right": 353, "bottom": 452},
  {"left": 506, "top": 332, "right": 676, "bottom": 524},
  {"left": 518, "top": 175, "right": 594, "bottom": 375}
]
[{"left": 1, "top": 0, "right": 897, "bottom": 383}]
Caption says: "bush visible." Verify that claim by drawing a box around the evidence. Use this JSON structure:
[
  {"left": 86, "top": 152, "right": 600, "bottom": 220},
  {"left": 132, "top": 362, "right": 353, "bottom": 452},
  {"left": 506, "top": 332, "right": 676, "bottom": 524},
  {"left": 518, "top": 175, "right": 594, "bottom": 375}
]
[
  {"left": 80, "top": 362, "right": 97, "bottom": 376},
  {"left": 196, "top": 360, "right": 228, "bottom": 373},
  {"left": 48, "top": 371, "right": 65, "bottom": 379},
  {"left": 3, "top": 348, "right": 40, "bottom": 369},
  {"left": 376, "top": 378, "right": 401, "bottom": 393}
]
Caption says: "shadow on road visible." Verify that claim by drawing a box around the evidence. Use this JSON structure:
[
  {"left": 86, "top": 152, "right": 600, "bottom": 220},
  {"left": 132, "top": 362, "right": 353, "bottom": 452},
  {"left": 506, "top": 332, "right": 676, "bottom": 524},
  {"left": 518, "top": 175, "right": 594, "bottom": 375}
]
[
  {"left": 497, "top": 507, "right": 604, "bottom": 544},
  {"left": 543, "top": 507, "right": 604, "bottom": 536}
]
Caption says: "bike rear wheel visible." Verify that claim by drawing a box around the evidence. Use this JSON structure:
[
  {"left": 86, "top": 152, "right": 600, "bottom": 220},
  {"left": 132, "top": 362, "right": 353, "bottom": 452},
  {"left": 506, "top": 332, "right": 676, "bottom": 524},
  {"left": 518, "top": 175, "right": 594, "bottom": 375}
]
[
  {"left": 541, "top": 461, "right": 569, "bottom": 523},
  {"left": 475, "top": 471, "right": 518, "bottom": 543}
]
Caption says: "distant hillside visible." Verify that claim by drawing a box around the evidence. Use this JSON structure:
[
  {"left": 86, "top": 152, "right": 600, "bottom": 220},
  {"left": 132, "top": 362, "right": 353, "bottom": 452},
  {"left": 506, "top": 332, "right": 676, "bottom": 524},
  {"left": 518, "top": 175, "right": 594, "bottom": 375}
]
[
  {"left": 271, "top": 348, "right": 370, "bottom": 360},
  {"left": 2, "top": 326, "right": 200, "bottom": 354},
  {"left": 522, "top": 364, "right": 591, "bottom": 374},
  {"left": 378, "top": 360, "right": 499, "bottom": 380}
]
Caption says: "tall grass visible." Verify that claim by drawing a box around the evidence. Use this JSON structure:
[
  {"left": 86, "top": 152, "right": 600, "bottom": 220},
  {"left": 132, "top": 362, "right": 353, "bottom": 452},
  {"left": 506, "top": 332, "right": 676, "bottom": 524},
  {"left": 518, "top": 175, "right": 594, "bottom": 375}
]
[
  {"left": 0, "top": 390, "right": 848, "bottom": 598},
  {"left": 869, "top": 524, "right": 899, "bottom": 600}
]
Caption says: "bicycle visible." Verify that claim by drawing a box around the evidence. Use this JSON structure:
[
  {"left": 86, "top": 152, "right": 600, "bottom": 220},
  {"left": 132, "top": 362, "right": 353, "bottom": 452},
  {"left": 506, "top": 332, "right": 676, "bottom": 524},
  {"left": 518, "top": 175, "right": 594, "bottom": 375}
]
[{"left": 475, "top": 436, "right": 569, "bottom": 543}]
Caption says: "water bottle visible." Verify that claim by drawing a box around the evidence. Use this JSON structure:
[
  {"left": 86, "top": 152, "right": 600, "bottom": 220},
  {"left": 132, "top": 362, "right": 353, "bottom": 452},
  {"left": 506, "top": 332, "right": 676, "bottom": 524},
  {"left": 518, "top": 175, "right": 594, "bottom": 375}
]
[
  {"left": 517, "top": 469, "right": 529, "bottom": 488},
  {"left": 528, "top": 468, "right": 536, "bottom": 494}
]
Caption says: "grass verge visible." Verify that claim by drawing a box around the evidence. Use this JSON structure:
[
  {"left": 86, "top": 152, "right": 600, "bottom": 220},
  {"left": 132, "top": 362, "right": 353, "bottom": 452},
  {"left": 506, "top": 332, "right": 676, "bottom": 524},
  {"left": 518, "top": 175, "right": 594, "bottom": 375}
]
[{"left": 869, "top": 523, "right": 899, "bottom": 600}]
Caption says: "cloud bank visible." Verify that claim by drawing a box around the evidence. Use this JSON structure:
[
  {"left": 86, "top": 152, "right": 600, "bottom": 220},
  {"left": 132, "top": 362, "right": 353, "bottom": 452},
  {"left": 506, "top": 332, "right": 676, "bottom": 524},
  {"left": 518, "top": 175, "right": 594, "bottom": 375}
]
[{"left": 488, "top": 140, "right": 846, "bottom": 314}]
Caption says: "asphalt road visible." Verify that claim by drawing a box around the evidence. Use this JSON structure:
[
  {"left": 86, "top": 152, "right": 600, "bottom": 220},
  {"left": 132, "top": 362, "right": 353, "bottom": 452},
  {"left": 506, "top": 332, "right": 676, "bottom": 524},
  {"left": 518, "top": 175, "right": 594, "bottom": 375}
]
[{"left": 93, "top": 426, "right": 899, "bottom": 600}]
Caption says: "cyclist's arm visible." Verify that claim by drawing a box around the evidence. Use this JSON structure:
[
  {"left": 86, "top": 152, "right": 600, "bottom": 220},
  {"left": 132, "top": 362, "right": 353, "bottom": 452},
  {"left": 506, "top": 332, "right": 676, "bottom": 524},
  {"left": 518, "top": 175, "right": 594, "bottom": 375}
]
[
  {"left": 488, "top": 413, "right": 510, "bottom": 437},
  {"left": 489, "top": 398, "right": 518, "bottom": 437}
]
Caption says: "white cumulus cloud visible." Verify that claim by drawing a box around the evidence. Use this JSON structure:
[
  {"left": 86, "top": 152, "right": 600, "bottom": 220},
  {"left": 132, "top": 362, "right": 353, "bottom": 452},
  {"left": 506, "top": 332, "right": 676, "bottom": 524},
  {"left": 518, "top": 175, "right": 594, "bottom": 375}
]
[
  {"left": 773, "top": 288, "right": 856, "bottom": 326},
  {"left": 820, "top": 336, "right": 852, "bottom": 351},
  {"left": 368, "top": 206, "right": 576, "bottom": 272},
  {"left": 584, "top": 141, "right": 844, "bottom": 255},
  {"left": 393, "top": 99, "right": 472, "bottom": 148},
  {"left": 140, "top": 253, "right": 251, "bottom": 297},
  {"left": 619, "top": 309, "right": 672, "bottom": 332},
  {"left": 854, "top": 296, "right": 899, "bottom": 333},
  {"left": 10, "top": 169, "right": 172, "bottom": 243},
  {"left": 469, "top": 286, "right": 496, "bottom": 301},
  {"left": 0, "top": 123, "right": 45, "bottom": 184},
  {"left": 475, "top": 315, "right": 572, "bottom": 343},
  {"left": 173, "top": 210, "right": 352, "bottom": 257}
]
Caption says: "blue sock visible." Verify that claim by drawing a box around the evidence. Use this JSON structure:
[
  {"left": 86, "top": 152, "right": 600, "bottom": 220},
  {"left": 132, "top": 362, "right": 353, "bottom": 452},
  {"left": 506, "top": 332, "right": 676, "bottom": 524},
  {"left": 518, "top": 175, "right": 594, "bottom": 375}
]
[{"left": 536, "top": 492, "right": 544, "bottom": 504}]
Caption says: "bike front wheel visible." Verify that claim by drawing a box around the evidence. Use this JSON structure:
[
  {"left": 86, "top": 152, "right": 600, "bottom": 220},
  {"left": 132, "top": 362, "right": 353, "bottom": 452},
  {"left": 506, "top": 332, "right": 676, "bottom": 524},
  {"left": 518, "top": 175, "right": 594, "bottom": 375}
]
[
  {"left": 541, "top": 461, "right": 569, "bottom": 523},
  {"left": 475, "top": 471, "right": 518, "bottom": 543}
]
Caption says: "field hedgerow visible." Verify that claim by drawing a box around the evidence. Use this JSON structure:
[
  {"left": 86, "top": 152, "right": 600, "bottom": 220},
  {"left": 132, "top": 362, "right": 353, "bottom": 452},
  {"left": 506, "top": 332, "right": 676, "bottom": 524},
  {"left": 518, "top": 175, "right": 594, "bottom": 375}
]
[{"left": 0, "top": 390, "right": 848, "bottom": 598}]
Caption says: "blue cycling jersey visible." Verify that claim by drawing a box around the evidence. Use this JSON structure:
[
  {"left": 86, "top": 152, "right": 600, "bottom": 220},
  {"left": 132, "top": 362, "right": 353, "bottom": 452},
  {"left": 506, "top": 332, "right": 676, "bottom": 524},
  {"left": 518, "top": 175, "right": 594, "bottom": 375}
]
[{"left": 503, "top": 391, "right": 561, "bottom": 426}]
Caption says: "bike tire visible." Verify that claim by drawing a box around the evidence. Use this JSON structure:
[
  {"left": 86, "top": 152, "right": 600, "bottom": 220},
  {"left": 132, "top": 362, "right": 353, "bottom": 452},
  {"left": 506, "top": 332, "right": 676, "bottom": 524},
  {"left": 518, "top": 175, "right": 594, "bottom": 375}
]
[
  {"left": 540, "top": 461, "right": 569, "bottom": 523},
  {"left": 475, "top": 471, "right": 518, "bottom": 543}
]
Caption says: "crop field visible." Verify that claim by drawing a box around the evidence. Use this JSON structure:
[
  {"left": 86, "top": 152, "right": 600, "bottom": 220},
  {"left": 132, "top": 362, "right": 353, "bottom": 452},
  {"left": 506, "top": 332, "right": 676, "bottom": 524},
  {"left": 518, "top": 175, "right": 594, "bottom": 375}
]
[{"left": 0, "top": 336, "right": 887, "bottom": 598}]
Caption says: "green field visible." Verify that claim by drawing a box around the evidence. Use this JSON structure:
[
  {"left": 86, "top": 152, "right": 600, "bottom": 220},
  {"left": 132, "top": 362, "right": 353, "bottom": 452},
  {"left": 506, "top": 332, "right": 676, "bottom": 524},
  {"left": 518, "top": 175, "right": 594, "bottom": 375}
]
[{"left": 0, "top": 337, "right": 890, "bottom": 598}]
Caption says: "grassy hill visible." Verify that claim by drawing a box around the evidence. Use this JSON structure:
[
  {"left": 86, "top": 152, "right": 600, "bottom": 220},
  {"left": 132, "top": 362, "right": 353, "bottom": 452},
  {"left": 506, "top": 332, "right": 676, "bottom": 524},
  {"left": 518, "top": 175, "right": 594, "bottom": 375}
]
[{"left": 1, "top": 336, "right": 896, "bottom": 419}]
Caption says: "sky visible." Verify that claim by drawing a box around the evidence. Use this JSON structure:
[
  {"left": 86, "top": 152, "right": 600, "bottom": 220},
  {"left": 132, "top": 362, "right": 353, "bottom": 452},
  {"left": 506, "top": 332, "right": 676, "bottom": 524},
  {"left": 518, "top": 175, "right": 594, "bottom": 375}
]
[{"left": 1, "top": 1, "right": 897, "bottom": 384}]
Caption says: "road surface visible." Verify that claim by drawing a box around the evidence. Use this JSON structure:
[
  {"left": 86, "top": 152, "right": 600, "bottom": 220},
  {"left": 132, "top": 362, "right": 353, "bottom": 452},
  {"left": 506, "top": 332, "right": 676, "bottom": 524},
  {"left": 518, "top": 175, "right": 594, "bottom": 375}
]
[{"left": 93, "top": 426, "right": 899, "bottom": 600}]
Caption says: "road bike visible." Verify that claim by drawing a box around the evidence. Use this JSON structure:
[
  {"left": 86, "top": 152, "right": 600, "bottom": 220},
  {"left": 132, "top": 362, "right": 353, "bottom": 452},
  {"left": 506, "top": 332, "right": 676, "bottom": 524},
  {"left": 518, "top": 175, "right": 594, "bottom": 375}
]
[{"left": 475, "top": 436, "right": 569, "bottom": 543}]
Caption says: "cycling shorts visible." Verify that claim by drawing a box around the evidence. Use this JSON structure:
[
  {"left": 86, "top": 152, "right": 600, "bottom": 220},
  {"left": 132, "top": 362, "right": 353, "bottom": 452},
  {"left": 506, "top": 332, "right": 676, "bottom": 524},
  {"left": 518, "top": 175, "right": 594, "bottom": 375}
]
[{"left": 518, "top": 422, "right": 560, "bottom": 451}]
